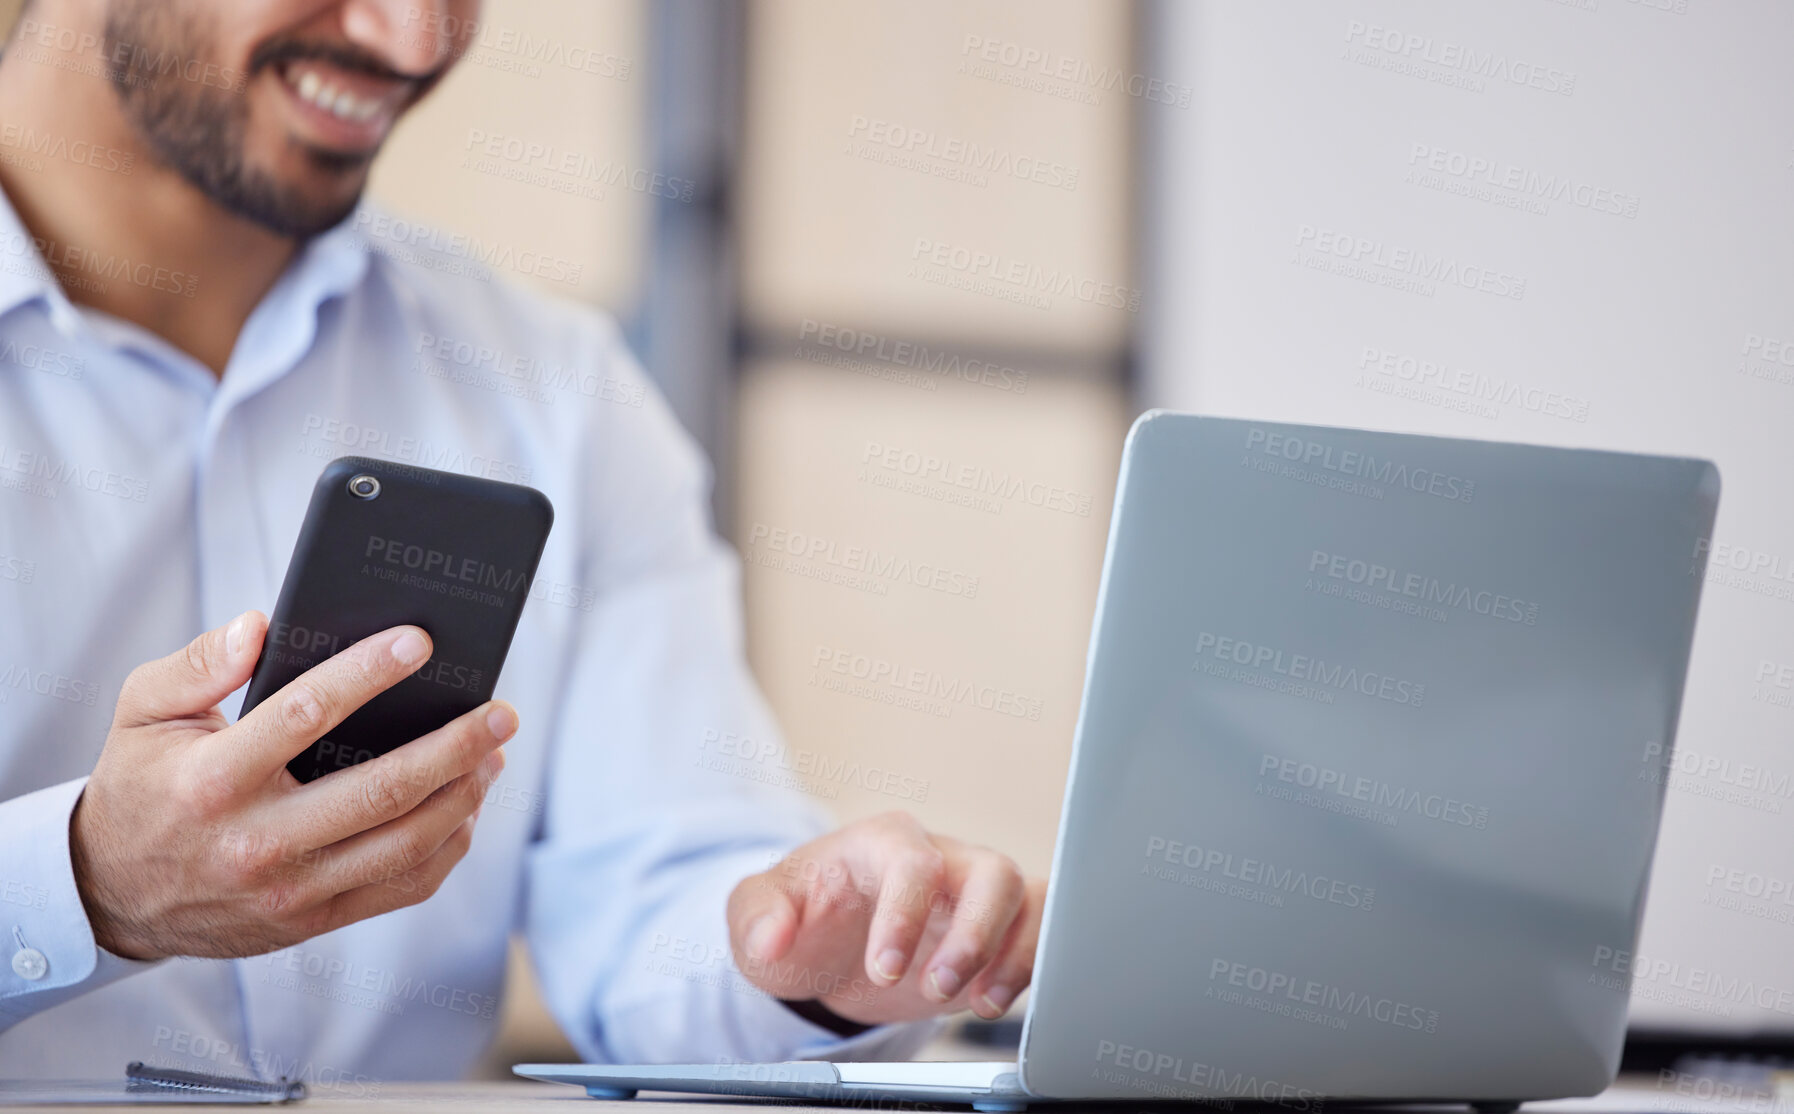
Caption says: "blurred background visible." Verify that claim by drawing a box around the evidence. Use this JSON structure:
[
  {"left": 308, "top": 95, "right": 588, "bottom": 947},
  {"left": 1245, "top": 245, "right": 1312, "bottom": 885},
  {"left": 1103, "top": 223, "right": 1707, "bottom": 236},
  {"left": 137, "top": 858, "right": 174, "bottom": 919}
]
[
  {"left": 9, "top": 0, "right": 1789, "bottom": 1078},
  {"left": 362, "top": 0, "right": 1794, "bottom": 1075},
  {"left": 367, "top": 0, "right": 1137, "bottom": 1073}
]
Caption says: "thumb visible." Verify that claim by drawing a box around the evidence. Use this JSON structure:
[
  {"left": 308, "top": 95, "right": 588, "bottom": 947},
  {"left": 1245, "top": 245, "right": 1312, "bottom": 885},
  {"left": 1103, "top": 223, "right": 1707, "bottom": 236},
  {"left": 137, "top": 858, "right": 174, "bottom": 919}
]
[
  {"left": 728, "top": 865, "right": 803, "bottom": 978},
  {"left": 116, "top": 611, "right": 266, "bottom": 727}
]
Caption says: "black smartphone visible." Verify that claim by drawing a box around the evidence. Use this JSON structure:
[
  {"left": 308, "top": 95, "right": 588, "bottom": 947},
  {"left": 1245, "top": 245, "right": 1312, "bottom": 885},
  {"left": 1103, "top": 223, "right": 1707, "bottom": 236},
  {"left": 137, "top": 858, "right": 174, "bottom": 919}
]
[{"left": 243, "top": 456, "right": 554, "bottom": 783}]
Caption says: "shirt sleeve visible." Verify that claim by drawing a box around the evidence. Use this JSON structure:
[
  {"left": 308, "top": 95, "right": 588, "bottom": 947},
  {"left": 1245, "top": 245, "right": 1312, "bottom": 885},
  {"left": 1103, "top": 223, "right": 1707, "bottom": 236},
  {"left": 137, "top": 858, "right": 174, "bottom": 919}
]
[
  {"left": 0, "top": 778, "right": 160, "bottom": 1031},
  {"left": 522, "top": 326, "right": 937, "bottom": 1064}
]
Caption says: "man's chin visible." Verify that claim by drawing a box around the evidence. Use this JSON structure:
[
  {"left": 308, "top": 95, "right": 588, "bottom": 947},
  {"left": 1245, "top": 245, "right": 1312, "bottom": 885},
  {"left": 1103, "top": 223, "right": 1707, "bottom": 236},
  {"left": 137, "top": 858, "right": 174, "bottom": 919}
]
[
  {"left": 279, "top": 191, "right": 365, "bottom": 239},
  {"left": 231, "top": 149, "right": 375, "bottom": 238},
  {"left": 214, "top": 175, "right": 366, "bottom": 239},
  {"left": 298, "top": 140, "right": 379, "bottom": 178}
]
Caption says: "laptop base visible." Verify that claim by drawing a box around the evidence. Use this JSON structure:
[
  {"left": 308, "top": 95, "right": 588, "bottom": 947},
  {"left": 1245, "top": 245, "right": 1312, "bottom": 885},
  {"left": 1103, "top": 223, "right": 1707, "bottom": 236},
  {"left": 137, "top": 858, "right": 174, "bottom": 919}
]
[{"left": 516, "top": 1061, "right": 1035, "bottom": 1110}]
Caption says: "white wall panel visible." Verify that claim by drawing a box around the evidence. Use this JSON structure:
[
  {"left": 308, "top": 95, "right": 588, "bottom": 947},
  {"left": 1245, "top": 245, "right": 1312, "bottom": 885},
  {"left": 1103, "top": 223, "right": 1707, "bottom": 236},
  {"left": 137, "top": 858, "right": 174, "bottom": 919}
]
[{"left": 1144, "top": 0, "right": 1794, "bottom": 1035}]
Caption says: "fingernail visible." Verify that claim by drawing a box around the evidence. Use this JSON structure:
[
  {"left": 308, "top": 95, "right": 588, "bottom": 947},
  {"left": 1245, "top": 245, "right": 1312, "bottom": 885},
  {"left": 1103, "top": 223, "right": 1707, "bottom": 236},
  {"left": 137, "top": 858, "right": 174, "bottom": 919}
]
[
  {"left": 225, "top": 614, "right": 247, "bottom": 657},
  {"left": 746, "top": 916, "right": 780, "bottom": 960},
  {"left": 927, "top": 965, "right": 962, "bottom": 1001},
  {"left": 482, "top": 749, "right": 505, "bottom": 779},
  {"left": 486, "top": 703, "right": 517, "bottom": 740},
  {"left": 873, "top": 948, "right": 907, "bottom": 983},
  {"left": 977, "top": 985, "right": 1015, "bottom": 1017},
  {"left": 391, "top": 630, "right": 428, "bottom": 666}
]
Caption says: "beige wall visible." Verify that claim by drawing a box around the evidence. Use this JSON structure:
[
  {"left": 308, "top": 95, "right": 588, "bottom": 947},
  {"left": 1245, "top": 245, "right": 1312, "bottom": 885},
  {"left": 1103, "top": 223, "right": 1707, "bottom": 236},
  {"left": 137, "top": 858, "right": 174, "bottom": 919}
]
[
  {"left": 367, "top": 0, "right": 647, "bottom": 310},
  {"left": 733, "top": 0, "right": 1137, "bottom": 876},
  {"left": 735, "top": 362, "right": 1125, "bottom": 875},
  {"left": 740, "top": 0, "right": 1135, "bottom": 357}
]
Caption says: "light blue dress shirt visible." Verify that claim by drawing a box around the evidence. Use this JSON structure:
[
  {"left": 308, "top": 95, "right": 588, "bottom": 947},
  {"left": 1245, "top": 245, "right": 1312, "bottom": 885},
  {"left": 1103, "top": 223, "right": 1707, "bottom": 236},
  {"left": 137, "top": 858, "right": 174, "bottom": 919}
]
[{"left": 0, "top": 190, "right": 926, "bottom": 1086}]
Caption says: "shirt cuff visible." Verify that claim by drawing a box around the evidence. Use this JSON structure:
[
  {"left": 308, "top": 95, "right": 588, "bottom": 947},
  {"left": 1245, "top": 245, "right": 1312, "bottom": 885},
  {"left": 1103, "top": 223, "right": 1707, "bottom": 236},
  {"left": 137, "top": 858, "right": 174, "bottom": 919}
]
[
  {"left": 0, "top": 778, "right": 160, "bottom": 1028},
  {"left": 782, "top": 1008, "right": 946, "bottom": 1063},
  {"left": 778, "top": 995, "right": 874, "bottom": 1038}
]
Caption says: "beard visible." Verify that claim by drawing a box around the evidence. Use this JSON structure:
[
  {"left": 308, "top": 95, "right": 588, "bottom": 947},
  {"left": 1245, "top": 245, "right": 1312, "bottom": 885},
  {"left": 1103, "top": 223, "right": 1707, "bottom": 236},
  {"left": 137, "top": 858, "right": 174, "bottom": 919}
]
[{"left": 102, "top": 2, "right": 398, "bottom": 239}]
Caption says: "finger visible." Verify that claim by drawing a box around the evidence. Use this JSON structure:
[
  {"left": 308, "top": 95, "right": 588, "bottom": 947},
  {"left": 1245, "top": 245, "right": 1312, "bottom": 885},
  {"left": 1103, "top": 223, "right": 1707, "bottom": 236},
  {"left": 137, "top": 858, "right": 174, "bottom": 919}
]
[
  {"left": 203, "top": 625, "right": 433, "bottom": 790},
  {"left": 916, "top": 849, "right": 1026, "bottom": 1004},
  {"left": 861, "top": 825, "right": 947, "bottom": 988},
  {"left": 118, "top": 611, "right": 266, "bottom": 727},
  {"left": 966, "top": 878, "right": 1045, "bottom": 1020},
  {"left": 277, "top": 699, "right": 517, "bottom": 847},
  {"left": 313, "top": 813, "right": 478, "bottom": 932},
  {"left": 727, "top": 865, "right": 803, "bottom": 975},
  {"left": 301, "top": 748, "right": 504, "bottom": 895}
]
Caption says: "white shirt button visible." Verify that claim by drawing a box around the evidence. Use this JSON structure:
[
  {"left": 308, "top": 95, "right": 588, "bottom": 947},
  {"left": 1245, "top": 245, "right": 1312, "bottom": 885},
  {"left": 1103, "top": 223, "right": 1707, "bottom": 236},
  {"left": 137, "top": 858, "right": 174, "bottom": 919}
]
[{"left": 11, "top": 947, "right": 47, "bottom": 981}]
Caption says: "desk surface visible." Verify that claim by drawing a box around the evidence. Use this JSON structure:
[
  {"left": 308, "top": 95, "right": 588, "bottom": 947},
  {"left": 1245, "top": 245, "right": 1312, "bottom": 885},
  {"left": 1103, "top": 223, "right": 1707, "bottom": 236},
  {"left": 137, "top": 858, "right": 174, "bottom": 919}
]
[
  {"left": 0, "top": 1083, "right": 589, "bottom": 1113},
  {"left": 0, "top": 1076, "right": 1778, "bottom": 1114}
]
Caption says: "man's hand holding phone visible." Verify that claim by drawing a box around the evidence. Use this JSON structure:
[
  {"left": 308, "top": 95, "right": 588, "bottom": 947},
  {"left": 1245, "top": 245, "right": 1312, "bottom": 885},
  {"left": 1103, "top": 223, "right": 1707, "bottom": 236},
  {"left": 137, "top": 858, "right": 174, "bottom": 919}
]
[{"left": 70, "top": 610, "right": 516, "bottom": 962}]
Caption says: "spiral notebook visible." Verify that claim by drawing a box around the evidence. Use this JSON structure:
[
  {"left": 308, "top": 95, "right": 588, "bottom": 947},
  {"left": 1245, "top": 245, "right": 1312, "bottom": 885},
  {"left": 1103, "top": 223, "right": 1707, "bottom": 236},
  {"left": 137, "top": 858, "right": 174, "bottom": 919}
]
[{"left": 0, "top": 1063, "right": 306, "bottom": 1105}]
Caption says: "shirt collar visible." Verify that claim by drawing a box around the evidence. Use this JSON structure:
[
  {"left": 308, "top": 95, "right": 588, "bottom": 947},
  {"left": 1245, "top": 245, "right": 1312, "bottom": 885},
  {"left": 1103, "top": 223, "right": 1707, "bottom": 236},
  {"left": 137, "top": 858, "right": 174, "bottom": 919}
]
[
  {"left": 0, "top": 180, "right": 376, "bottom": 399},
  {"left": 0, "top": 185, "right": 69, "bottom": 328},
  {"left": 284, "top": 201, "right": 376, "bottom": 311},
  {"left": 213, "top": 200, "right": 373, "bottom": 407}
]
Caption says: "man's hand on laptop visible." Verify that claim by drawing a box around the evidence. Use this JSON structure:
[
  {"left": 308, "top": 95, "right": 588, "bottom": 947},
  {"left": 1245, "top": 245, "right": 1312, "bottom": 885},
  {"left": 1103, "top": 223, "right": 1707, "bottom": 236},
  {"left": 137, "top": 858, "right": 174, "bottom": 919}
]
[
  {"left": 70, "top": 612, "right": 514, "bottom": 961},
  {"left": 727, "top": 812, "right": 1046, "bottom": 1023}
]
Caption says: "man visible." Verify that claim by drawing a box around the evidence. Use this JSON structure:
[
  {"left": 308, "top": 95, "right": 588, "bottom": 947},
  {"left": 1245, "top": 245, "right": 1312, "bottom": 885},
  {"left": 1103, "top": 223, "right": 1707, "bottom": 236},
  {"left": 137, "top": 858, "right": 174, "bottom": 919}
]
[{"left": 0, "top": 0, "right": 1044, "bottom": 1085}]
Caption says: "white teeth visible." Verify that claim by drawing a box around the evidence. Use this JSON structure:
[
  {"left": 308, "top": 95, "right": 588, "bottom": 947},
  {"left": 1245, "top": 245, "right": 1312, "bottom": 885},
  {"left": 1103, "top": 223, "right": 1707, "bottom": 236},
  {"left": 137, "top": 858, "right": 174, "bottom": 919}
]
[
  {"left": 328, "top": 88, "right": 377, "bottom": 121},
  {"left": 286, "top": 66, "right": 384, "bottom": 125}
]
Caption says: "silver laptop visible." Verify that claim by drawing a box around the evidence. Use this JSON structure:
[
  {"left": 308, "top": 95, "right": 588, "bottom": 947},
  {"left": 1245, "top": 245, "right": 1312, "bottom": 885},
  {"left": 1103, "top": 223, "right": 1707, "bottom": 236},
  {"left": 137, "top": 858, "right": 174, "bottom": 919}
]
[{"left": 520, "top": 412, "right": 1720, "bottom": 1110}]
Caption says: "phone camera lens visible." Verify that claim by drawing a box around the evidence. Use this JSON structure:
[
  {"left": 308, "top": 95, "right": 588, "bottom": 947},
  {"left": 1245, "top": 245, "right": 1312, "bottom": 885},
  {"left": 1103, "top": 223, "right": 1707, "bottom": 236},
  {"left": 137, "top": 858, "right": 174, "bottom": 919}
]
[{"left": 348, "top": 474, "right": 381, "bottom": 500}]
